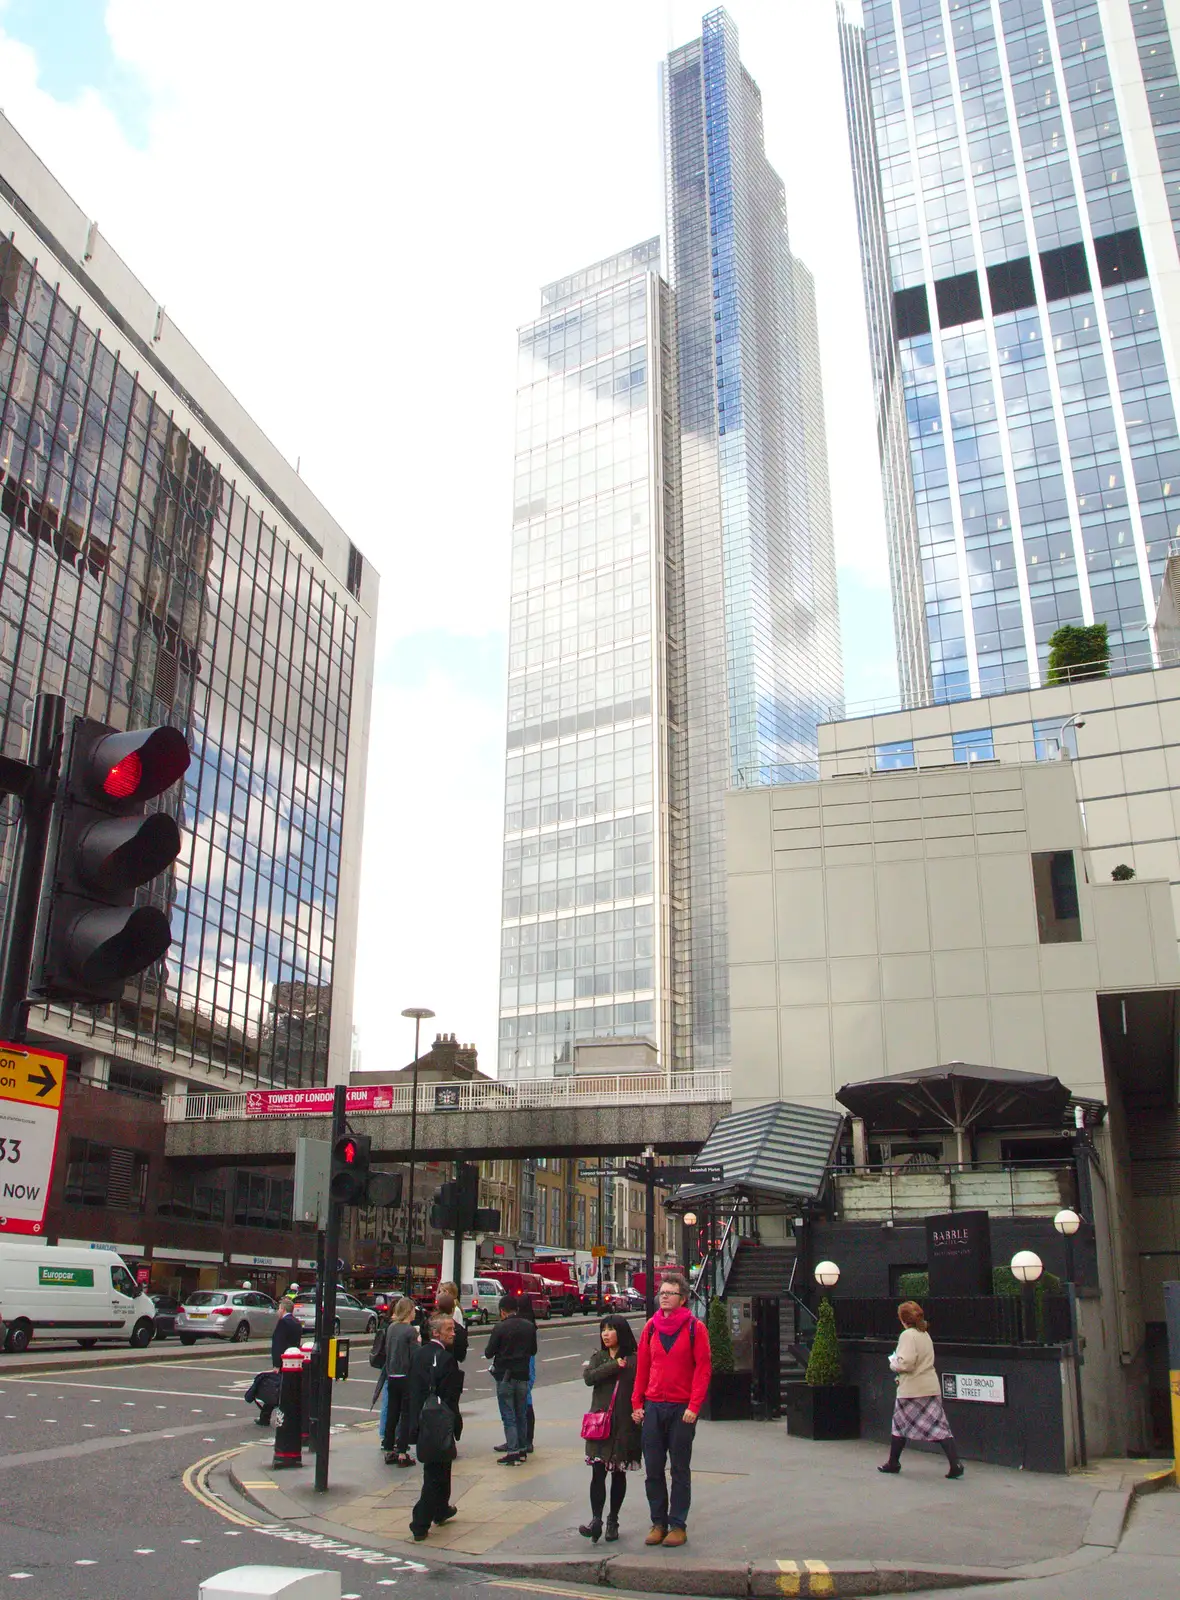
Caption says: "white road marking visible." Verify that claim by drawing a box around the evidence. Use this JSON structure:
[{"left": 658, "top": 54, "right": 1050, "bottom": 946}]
[
  {"left": 134, "top": 1548, "right": 154, "bottom": 1554},
  {"left": 181, "top": 1539, "right": 201, "bottom": 1544},
  {"left": 119, "top": 1428, "right": 131, "bottom": 1433},
  {"left": 75, "top": 1560, "right": 96, "bottom": 1565},
  {"left": 83, "top": 1423, "right": 95, "bottom": 1428},
  {"left": 47, "top": 1380, "right": 237, "bottom": 1401},
  {"left": 8, "top": 1572, "right": 32, "bottom": 1578}
]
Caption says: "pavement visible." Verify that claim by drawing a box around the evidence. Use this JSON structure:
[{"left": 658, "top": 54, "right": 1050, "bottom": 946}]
[{"left": 226, "top": 1366, "right": 1178, "bottom": 1596}]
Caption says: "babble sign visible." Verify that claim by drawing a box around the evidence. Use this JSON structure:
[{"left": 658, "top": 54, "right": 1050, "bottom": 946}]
[{"left": 0, "top": 1043, "right": 67, "bottom": 1236}]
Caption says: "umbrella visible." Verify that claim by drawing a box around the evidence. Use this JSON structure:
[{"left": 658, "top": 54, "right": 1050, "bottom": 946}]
[{"left": 836, "top": 1061, "right": 1072, "bottom": 1166}]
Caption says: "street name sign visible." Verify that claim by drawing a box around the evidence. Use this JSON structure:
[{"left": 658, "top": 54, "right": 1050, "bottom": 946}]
[
  {"left": 623, "top": 1162, "right": 724, "bottom": 1186},
  {"left": 942, "top": 1372, "right": 1006, "bottom": 1405},
  {"left": 0, "top": 1042, "right": 67, "bottom": 1235}
]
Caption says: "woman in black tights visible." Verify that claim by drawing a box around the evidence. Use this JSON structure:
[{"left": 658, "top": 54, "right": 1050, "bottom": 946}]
[{"left": 579, "top": 1315, "right": 642, "bottom": 1543}]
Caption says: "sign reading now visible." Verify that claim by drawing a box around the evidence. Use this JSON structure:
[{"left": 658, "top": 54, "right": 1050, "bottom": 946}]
[{"left": 39, "top": 1265, "right": 94, "bottom": 1288}]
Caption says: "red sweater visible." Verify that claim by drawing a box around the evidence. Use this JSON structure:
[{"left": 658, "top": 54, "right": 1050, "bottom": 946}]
[{"left": 633, "top": 1309, "right": 712, "bottom": 1414}]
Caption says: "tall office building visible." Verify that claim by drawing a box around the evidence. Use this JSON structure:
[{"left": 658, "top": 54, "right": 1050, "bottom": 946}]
[
  {"left": 498, "top": 242, "right": 690, "bottom": 1079},
  {"left": 842, "top": 0, "right": 1180, "bottom": 703},
  {"left": 662, "top": 9, "right": 842, "bottom": 1069},
  {"left": 0, "top": 114, "right": 375, "bottom": 1093}
]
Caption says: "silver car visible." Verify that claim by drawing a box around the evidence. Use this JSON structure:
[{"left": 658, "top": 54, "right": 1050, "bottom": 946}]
[
  {"left": 292, "top": 1290, "right": 377, "bottom": 1336},
  {"left": 176, "top": 1289, "right": 280, "bottom": 1344}
]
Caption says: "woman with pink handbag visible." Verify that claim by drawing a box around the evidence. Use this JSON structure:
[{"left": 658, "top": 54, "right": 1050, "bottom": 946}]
[{"left": 579, "top": 1316, "right": 642, "bottom": 1543}]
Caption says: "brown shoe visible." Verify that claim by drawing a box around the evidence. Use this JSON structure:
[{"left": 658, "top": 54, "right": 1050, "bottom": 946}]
[
  {"left": 645, "top": 1525, "right": 666, "bottom": 1546},
  {"left": 662, "top": 1528, "right": 687, "bottom": 1548}
]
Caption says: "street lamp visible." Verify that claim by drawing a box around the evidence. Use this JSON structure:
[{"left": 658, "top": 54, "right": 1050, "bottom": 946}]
[
  {"left": 1054, "top": 714, "right": 1086, "bottom": 759},
  {"left": 814, "top": 1260, "right": 841, "bottom": 1290},
  {"left": 400, "top": 1006, "right": 435, "bottom": 1298},
  {"left": 1054, "top": 1208, "right": 1087, "bottom": 1466},
  {"left": 1011, "top": 1249, "right": 1043, "bottom": 1344}
]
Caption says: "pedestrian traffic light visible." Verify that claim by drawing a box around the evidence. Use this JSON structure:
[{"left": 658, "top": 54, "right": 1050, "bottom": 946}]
[
  {"left": 330, "top": 1133, "right": 371, "bottom": 1204},
  {"left": 429, "top": 1164, "right": 499, "bottom": 1234},
  {"left": 33, "top": 719, "right": 191, "bottom": 1003}
]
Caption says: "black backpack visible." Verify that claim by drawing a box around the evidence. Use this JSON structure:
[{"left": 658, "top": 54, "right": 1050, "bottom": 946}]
[
  {"left": 368, "top": 1323, "right": 387, "bottom": 1370},
  {"left": 415, "top": 1351, "right": 456, "bottom": 1464}
]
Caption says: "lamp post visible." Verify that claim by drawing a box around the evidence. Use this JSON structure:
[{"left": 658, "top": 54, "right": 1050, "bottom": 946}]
[
  {"left": 814, "top": 1260, "right": 841, "bottom": 1292},
  {"left": 1011, "top": 1249, "right": 1043, "bottom": 1343},
  {"left": 1054, "top": 1207, "right": 1087, "bottom": 1466},
  {"left": 400, "top": 1006, "right": 435, "bottom": 1298},
  {"left": 1054, "top": 713, "right": 1086, "bottom": 759}
]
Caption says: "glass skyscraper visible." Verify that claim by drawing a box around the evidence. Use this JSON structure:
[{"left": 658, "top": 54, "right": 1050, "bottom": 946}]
[
  {"left": 842, "top": 0, "right": 1180, "bottom": 702},
  {"left": 498, "top": 13, "right": 841, "bottom": 1080},
  {"left": 662, "top": 9, "right": 843, "bottom": 1069},
  {"left": 498, "top": 242, "right": 690, "bottom": 1079},
  {"left": 0, "top": 114, "right": 374, "bottom": 1091}
]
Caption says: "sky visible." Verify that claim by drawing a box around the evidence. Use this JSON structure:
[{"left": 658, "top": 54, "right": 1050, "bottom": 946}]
[{"left": 0, "top": 0, "right": 896, "bottom": 1075}]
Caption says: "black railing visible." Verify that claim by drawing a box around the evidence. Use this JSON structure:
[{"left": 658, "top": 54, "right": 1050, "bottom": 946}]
[{"left": 828, "top": 1294, "right": 1073, "bottom": 1346}]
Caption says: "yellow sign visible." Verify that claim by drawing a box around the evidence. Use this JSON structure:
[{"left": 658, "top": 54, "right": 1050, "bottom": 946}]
[
  {"left": 0, "top": 1044, "right": 65, "bottom": 1109},
  {"left": 591, "top": 1245, "right": 608, "bottom": 1258}
]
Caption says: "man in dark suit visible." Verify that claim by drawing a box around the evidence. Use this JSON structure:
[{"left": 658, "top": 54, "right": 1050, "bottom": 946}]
[{"left": 407, "top": 1314, "right": 463, "bottom": 1540}]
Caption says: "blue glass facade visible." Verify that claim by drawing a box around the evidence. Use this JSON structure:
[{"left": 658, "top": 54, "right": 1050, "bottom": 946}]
[
  {"left": 663, "top": 9, "right": 843, "bottom": 1069},
  {"left": 842, "top": 0, "right": 1180, "bottom": 700}
]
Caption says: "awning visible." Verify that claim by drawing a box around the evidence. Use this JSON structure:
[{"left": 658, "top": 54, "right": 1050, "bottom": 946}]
[
  {"left": 836, "top": 1061, "right": 1072, "bottom": 1163},
  {"left": 671, "top": 1100, "right": 845, "bottom": 1205}
]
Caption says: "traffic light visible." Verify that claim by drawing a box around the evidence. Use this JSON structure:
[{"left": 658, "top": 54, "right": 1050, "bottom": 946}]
[
  {"left": 330, "top": 1133, "right": 371, "bottom": 1204},
  {"left": 34, "top": 719, "right": 190, "bottom": 1003},
  {"left": 327, "top": 1134, "right": 399, "bottom": 1208},
  {"left": 430, "top": 1163, "right": 501, "bottom": 1234}
]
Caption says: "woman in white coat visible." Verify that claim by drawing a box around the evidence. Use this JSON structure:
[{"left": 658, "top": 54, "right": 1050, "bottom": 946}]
[{"left": 878, "top": 1301, "right": 963, "bottom": 1478}]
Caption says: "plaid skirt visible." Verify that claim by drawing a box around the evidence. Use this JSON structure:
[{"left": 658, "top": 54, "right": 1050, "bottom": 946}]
[{"left": 892, "top": 1394, "right": 953, "bottom": 1442}]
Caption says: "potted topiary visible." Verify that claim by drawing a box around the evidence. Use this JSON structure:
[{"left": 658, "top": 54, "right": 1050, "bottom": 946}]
[
  {"left": 699, "top": 1296, "right": 752, "bottom": 1420},
  {"left": 784, "top": 1296, "right": 861, "bottom": 1440}
]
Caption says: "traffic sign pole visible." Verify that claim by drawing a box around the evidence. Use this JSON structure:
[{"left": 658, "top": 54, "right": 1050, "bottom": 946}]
[
  {"left": 314, "top": 1083, "right": 346, "bottom": 1493},
  {"left": 644, "top": 1152, "right": 656, "bottom": 1321}
]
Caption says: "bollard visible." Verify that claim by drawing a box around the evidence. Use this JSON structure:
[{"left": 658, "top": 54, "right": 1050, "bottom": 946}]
[
  {"left": 272, "top": 1346, "right": 308, "bottom": 1470},
  {"left": 1165, "top": 1281, "right": 1179, "bottom": 1476},
  {"left": 199, "top": 1567, "right": 340, "bottom": 1599}
]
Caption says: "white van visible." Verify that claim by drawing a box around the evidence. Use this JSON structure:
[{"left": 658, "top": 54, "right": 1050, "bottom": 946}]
[
  {"left": 0, "top": 1241, "right": 157, "bottom": 1353},
  {"left": 461, "top": 1277, "right": 508, "bottom": 1325}
]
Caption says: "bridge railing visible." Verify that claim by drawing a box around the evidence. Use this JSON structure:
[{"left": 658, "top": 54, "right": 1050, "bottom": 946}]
[{"left": 164, "top": 1070, "right": 731, "bottom": 1123}]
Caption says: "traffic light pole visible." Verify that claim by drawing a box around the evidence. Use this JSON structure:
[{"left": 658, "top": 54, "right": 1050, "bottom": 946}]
[
  {"left": 315, "top": 1083, "right": 346, "bottom": 1493},
  {"left": 644, "top": 1151, "right": 656, "bottom": 1321},
  {"left": 0, "top": 693, "right": 64, "bottom": 1042}
]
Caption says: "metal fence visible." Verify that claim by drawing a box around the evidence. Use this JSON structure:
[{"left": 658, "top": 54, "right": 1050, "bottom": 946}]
[
  {"left": 164, "top": 1069, "right": 732, "bottom": 1123},
  {"left": 829, "top": 1294, "right": 1073, "bottom": 1346}
]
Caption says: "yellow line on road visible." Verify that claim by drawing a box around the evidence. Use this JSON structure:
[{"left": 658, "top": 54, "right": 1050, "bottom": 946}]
[
  {"left": 181, "top": 1444, "right": 260, "bottom": 1528},
  {"left": 486, "top": 1583, "right": 612, "bottom": 1600}
]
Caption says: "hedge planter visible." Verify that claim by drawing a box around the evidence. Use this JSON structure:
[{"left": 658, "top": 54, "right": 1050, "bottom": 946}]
[
  {"left": 784, "top": 1382, "right": 860, "bottom": 1440},
  {"left": 701, "top": 1371, "right": 753, "bottom": 1421}
]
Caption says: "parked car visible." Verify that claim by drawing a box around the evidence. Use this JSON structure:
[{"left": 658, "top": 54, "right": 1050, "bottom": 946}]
[
  {"left": 483, "top": 1270, "right": 551, "bottom": 1319},
  {"left": 460, "top": 1277, "right": 508, "bottom": 1324},
  {"left": 624, "top": 1286, "right": 644, "bottom": 1311},
  {"left": 150, "top": 1293, "right": 181, "bottom": 1340},
  {"left": 176, "top": 1289, "right": 280, "bottom": 1344},
  {"left": 292, "top": 1289, "right": 377, "bottom": 1336}
]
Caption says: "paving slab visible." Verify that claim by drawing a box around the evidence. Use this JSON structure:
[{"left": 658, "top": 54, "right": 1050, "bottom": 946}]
[{"left": 225, "top": 1373, "right": 1169, "bottom": 1597}]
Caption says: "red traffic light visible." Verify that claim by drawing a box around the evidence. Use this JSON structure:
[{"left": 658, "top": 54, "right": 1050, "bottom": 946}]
[
  {"left": 341, "top": 1139, "right": 358, "bottom": 1164},
  {"left": 87, "top": 726, "right": 190, "bottom": 807},
  {"left": 102, "top": 752, "right": 142, "bottom": 799}
]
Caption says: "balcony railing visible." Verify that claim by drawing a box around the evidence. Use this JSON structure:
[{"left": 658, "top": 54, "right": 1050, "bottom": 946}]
[
  {"left": 828, "top": 1294, "right": 1073, "bottom": 1346},
  {"left": 831, "top": 1161, "right": 1077, "bottom": 1222},
  {"left": 165, "top": 1070, "right": 731, "bottom": 1123}
]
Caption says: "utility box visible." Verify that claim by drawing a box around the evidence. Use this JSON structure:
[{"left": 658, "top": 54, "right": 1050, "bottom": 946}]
[{"left": 727, "top": 1294, "right": 754, "bottom": 1372}]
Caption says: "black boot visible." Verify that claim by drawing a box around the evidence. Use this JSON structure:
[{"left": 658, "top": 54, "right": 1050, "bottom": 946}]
[
  {"left": 941, "top": 1439, "right": 964, "bottom": 1479},
  {"left": 526, "top": 1403, "right": 535, "bottom": 1454},
  {"left": 579, "top": 1518, "right": 603, "bottom": 1542},
  {"left": 878, "top": 1435, "right": 905, "bottom": 1474},
  {"left": 604, "top": 1515, "right": 619, "bottom": 1541}
]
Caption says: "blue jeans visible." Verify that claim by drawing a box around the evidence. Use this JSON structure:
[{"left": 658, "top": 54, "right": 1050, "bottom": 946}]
[
  {"left": 379, "top": 1381, "right": 389, "bottom": 1438},
  {"left": 642, "top": 1401, "right": 696, "bottom": 1530},
  {"left": 495, "top": 1376, "right": 530, "bottom": 1453}
]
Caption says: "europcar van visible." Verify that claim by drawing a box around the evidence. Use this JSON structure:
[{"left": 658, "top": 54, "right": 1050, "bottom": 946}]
[{"left": 0, "top": 1241, "right": 157, "bottom": 1352}]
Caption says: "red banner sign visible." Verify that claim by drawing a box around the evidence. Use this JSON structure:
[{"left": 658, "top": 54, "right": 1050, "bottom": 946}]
[{"left": 244, "top": 1086, "right": 397, "bottom": 1116}]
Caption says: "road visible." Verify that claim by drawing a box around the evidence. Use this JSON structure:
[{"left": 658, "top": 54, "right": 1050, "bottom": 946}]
[{"left": 0, "top": 1317, "right": 639, "bottom": 1600}]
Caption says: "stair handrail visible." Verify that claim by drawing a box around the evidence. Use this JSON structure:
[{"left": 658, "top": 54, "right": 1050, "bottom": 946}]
[{"left": 689, "top": 1198, "right": 745, "bottom": 1317}]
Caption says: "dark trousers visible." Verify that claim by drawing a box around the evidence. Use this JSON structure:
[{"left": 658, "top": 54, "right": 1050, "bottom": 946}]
[
  {"left": 495, "top": 1377, "right": 529, "bottom": 1453},
  {"left": 642, "top": 1401, "right": 696, "bottom": 1530},
  {"left": 411, "top": 1459, "right": 453, "bottom": 1533},
  {"left": 382, "top": 1377, "right": 410, "bottom": 1453}
]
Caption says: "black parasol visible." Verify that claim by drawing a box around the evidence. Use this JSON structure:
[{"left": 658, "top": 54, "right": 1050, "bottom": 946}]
[{"left": 836, "top": 1061, "right": 1072, "bottom": 1164}]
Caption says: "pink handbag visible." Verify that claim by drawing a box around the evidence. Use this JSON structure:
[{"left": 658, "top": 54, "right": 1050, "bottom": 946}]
[{"left": 581, "top": 1376, "right": 619, "bottom": 1442}]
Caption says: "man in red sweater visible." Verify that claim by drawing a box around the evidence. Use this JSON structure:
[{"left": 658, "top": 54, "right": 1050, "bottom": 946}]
[{"left": 631, "top": 1270, "right": 711, "bottom": 1547}]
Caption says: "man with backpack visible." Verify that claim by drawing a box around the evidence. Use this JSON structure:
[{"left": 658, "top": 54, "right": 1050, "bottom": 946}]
[
  {"left": 407, "top": 1313, "right": 463, "bottom": 1540},
  {"left": 631, "top": 1271, "right": 711, "bottom": 1548},
  {"left": 484, "top": 1294, "right": 537, "bottom": 1464}
]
